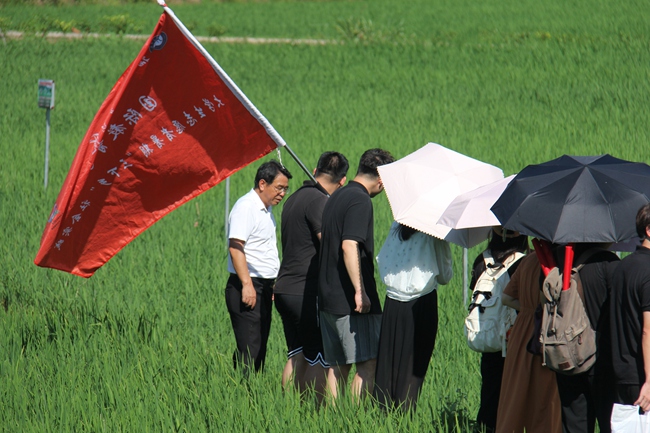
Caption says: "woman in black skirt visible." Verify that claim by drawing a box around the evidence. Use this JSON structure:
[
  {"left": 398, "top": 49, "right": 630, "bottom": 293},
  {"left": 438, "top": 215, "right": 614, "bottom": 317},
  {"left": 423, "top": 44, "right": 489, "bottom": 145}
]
[{"left": 373, "top": 222, "right": 453, "bottom": 411}]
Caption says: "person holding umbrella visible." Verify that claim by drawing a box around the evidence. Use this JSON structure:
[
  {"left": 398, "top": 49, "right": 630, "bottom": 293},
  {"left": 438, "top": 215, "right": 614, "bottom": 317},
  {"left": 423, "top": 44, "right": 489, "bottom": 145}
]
[
  {"left": 545, "top": 242, "right": 619, "bottom": 433},
  {"left": 373, "top": 221, "right": 453, "bottom": 412},
  {"left": 490, "top": 154, "right": 650, "bottom": 432}
]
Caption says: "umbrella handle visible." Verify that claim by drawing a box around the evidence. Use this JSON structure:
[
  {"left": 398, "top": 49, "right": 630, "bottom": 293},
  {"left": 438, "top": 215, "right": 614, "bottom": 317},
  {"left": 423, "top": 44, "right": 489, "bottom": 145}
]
[
  {"left": 532, "top": 238, "right": 555, "bottom": 276},
  {"left": 563, "top": 244, "right": 574, "bottom": 291}
]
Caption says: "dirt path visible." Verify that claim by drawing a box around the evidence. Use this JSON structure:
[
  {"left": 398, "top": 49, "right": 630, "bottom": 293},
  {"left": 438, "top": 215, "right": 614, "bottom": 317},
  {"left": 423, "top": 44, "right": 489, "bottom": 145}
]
[{"left": 3, "top": 30, "right": 336, "bottom": 45}]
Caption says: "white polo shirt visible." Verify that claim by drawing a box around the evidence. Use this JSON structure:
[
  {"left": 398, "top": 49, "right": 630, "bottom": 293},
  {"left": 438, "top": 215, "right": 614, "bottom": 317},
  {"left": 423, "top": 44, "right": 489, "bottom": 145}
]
[{"left": 227, "top": 188, "right": 280, "bottom": 279}]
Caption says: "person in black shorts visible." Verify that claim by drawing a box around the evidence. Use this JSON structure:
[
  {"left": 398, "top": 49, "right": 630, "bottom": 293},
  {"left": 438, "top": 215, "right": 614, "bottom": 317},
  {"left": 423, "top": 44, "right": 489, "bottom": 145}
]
[
  {"left": 318, "top": 148, "right": 394, "bottom": 401},
  {"left": 275, "top": 152, "right": 349, "bottom": 401}
]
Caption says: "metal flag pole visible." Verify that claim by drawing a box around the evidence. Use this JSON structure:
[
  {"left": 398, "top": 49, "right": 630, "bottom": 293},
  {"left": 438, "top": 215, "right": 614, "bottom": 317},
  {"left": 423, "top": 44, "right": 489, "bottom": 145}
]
[
  {"left": 225, "top": 177, "right": 230, "bottom": 250},
  {"left": 158, "top": 0, "right": 316, "bottom": 184}
]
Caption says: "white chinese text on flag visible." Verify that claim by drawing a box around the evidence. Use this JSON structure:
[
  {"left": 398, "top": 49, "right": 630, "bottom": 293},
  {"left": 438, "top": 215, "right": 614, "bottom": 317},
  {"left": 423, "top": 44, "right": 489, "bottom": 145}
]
[{"left": 35, "top": 11, "right": 280, "bottom": 277}]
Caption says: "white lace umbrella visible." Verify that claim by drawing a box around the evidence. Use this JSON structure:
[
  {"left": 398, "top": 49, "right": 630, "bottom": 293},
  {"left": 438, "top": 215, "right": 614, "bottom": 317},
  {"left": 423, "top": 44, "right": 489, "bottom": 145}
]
[
  {"left": 378, "top": 143, "right": 504, "bottom": 248},
  {"left": 437, "top": 175, "right": 516, "bottom": 230}
]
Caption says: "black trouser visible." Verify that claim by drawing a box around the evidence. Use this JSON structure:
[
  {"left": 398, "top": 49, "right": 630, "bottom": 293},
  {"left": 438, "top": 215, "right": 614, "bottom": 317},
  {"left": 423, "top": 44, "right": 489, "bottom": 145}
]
[
  {"left": 476, "top": 351, "right": 505, "bottom": 432},
  {"left": 225, "top": 274, "right": 274, "bottom": 374},
  {"left": 556, "top": 370, "right": 614, "bottom": 433}
]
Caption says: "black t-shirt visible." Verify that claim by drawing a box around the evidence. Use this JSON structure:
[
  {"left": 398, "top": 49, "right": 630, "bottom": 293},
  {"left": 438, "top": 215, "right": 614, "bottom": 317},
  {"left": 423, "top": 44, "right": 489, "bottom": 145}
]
[
  {"left": 610, "top": 246, "right": 650, "bottom": 387},
  {"left": 576, "top": 250, "right": 620, "bottom": 376},
  {"left": 318, "top": 181, "right": 380, "bottom": 315},
  {"left": 274, "top": 181, "right": 328, "bottom": 296},
  {"left": 579, "top": 251, "right": 620, "bottom": 335}
]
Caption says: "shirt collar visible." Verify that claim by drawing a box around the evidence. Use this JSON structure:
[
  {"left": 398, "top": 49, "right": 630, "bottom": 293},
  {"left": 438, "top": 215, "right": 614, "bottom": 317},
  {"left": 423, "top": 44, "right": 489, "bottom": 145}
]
[
  {"left": 635, "top": 245, "right": 650, "bottom": 255},
  {"left": 301, "top": 180, "right": 329, "bottom": 196},
  {"left": 250, "top": 188, "right": 271, "bottom": 213},
  {"left": 348, "top": 180, "right": 369, "bottom": 195}
]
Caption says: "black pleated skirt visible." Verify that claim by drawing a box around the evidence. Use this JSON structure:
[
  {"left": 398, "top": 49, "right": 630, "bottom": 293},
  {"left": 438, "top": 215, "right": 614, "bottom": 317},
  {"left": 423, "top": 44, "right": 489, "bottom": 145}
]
[{"left": 373, "top": 289, "right": 438, "bottom": 412}]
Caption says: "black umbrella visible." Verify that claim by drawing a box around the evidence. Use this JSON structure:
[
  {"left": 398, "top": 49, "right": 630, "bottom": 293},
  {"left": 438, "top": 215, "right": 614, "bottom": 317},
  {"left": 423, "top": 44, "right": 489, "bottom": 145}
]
[{"left": 491, "top": 154, "right": 650, "bottom": 244}]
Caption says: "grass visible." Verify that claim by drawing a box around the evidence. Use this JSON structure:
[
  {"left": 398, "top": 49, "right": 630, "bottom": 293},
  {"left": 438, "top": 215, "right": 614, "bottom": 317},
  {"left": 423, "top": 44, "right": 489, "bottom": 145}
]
[{"left": 1, "top": 0, "right": 649, "bottom": 430}]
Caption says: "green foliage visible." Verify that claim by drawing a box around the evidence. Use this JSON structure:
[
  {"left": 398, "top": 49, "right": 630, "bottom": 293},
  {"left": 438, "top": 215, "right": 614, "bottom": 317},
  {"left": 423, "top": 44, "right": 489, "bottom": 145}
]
[
  {"left": 207, "top": 22, "right": 227, "bottom": 36},
  {"left": 335, "top": 16, "right": 411, "bottom": 45},
  {"left": 1, "top": 0, "right": 650, "bottom": 431},
  {"left": 99, "top": 13, "right": 142, "bottom": 34},
  {"left": 0, "top": 15, "right": 11, "bottom": 29}
]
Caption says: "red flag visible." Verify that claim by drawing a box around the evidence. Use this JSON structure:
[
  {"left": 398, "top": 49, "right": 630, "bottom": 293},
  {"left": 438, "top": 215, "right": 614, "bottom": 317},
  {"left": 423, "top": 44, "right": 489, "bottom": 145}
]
[{"left": 35, "top": 11, "right": 281, "bottom": 277}]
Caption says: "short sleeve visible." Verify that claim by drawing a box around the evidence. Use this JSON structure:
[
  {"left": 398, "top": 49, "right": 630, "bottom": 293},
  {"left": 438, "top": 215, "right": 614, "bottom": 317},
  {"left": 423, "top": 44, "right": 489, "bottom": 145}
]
[
  {"left": 228, "top": 199, "right": 255, "bottom": 243},
  {"left": 640, "top": 278, "right": 650, "bottom": 312},
  {"left": 341, "top": 198, "right": 372, "bottom": 243},
  {"left": 304, "top": 195, "right": 327, "bottom": 236}
]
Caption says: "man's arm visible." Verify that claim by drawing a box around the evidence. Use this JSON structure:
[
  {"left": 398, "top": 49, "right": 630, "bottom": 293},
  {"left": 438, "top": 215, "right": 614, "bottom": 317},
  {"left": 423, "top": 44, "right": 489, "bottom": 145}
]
[
  {"left": 229, "top": 238, "right": 256, "bottom": 309},
  {"left": 341, "top": 239, "right": 370, "bottom": 313},
  {"left": 635, "top": 310, "right": 650, "bottom": 411}
]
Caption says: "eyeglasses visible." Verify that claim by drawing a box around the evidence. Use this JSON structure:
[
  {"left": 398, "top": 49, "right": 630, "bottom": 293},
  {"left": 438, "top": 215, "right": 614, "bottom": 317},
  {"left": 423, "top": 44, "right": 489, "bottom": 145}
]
[{"left": 273, "top": 185, "right": 290, "bottom": 194}]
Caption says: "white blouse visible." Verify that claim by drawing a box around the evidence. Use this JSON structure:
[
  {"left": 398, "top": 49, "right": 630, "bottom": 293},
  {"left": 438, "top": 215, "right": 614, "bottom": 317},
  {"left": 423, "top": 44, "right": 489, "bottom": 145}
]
[{"left": 377, "top": 222, "right": 453, "bottom": 302}]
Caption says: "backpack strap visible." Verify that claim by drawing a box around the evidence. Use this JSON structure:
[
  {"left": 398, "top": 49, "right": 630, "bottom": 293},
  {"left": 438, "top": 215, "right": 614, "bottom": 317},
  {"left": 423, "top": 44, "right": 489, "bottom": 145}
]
[
  {"left": 573, "top": 264, "right": 587, "bottom": 306},
  {"left": 482, "top": 251, "right": 495, "bottom": 268},
  {"left": 502, "top": 251, "right": 525, "bottom": 269},
  {"left": 483, "top": 250, "right": 524, "bottom": 270}
]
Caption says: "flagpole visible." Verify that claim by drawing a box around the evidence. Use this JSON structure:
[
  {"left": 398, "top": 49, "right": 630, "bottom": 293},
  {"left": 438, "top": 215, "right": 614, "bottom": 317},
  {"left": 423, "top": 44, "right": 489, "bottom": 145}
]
[
  {"left": 225, "top": 177, "right": 230, "bottom": 250},
  {"left": 158, "top": 0, "right": 316, "bottom": 184}
]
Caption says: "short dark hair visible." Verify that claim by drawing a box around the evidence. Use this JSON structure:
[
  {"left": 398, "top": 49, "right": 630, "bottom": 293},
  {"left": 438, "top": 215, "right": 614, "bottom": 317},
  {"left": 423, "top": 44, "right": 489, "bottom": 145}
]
[
  {"left": 315, "top": 151, "right": 349, "bottom": 183},
  {"left": 254, "top": 160, "right": 292, "bottom": 189},
  {"left": 356, "top": 148, "right": 395, "bottom": 178},
  {"left": 636, "top": 203, "right": 650, "bottom": 239}
]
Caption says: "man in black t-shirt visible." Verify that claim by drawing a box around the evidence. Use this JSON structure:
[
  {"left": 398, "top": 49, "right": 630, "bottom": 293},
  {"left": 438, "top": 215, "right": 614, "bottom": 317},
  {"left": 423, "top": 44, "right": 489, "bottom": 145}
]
[
  {"left": 274, "top": 151, "right": 349, "bottom": 400},
  {"left": 610, "top": 203, "right": 650, "bottom": 420},
  {"left": 318, "top": 148, "right": 394, "bottom": 401}
]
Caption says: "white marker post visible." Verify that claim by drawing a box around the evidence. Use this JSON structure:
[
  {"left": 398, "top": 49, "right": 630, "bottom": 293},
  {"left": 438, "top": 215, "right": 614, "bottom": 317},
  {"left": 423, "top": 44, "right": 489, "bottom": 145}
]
[{"left": 38, "top": 79, "right": 55, "bottom": 190}]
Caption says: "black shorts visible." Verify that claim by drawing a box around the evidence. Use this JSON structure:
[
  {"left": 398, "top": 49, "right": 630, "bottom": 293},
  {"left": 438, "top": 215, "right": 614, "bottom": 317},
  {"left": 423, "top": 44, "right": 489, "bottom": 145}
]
[{"left": 274, "top": 292, "right": 328, "bottom": 367}]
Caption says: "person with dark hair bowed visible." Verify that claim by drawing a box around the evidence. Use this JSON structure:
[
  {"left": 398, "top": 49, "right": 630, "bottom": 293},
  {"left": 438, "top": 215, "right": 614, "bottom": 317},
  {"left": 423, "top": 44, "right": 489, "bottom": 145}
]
[
  {"left": 225, "top": 159, "right": 292, "bottom": 375},
  {"left": 471, "top": 227, "right": 529, "bottom": 432},
  {"left": 609, "top": 203, "right": 650, "bottom": 432},
  {"left": 373, "top": 222, "right": 453, "bottom": 412},
  {"left": 318, "top": 148, "right": 395, "bottom": 402},
  {"left": 550, "top": 242, "right": 619, "bottom": 433},
  {"left": 274, "top": 151, "right": 349, "bottom": 401}
]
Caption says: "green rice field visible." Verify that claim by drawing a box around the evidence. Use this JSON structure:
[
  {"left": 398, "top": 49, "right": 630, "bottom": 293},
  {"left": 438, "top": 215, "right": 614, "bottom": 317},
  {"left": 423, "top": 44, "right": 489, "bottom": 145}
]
[{"left": 1, "top": 0, "right": 649, "bottom": 430}]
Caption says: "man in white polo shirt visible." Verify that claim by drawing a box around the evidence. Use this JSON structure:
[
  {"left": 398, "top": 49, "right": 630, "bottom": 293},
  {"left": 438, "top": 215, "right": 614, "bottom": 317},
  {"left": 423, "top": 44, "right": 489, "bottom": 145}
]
[{"left": 225, "top": 160, "right": 292, "bottom": 374}]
